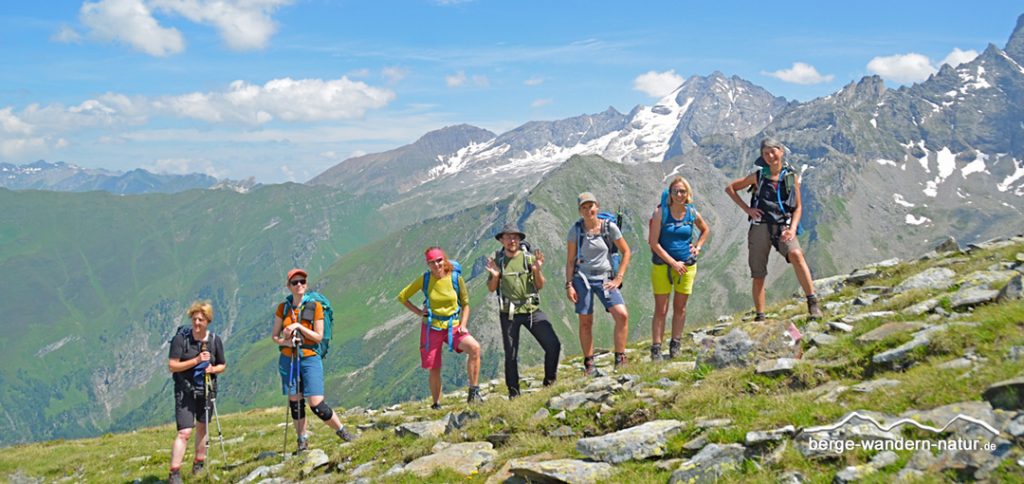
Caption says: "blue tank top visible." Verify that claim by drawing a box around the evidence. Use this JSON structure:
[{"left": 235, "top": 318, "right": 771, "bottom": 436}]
[{"left": 654, "top": 205, "right": 694, "bottom": 264}]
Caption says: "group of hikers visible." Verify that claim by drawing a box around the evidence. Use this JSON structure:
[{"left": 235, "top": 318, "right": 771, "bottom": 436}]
[{"left": 165, "top": 138, "right": 823, "bottom": 482}]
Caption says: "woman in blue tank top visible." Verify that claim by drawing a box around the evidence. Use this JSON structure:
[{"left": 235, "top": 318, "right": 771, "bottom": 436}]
[{"left": 648, "top": 176, "right": 709, "bottom": 361}]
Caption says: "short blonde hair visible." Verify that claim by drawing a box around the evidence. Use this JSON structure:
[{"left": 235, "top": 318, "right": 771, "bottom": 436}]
[
  {"left": 187, "top": 300, "right": 214, "bottom": 323},
  {"left": 668, "top": 176, "right": 693, "bottom": 205}
]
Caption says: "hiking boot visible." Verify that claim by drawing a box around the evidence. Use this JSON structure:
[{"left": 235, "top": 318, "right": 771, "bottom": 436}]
[
  {"left": 613, "top": 352, "right": 627, "bottom": 369},
  {"left": 650, "top": 343, "right": 663, "bottom": 362},
  {"left": 430, "top": 402, "right": 442, "bottom": 410},
  {"left": 336, "top": 427, "right": 356, "bottom": 442},
  {"left": 191, "top": 459, "right": 205, "bottom": 475},
  {"left": 542, "top": 378, "right": 555, "bottom": 387},
  {"left": 467, "top": 386, "right": 483, "bottom": 403},
  {"left": 296, "top": 435, "right": 309, "bottom": 452},
  {"left": 754, "top": 312, "right": 767, "bottom": 322},
  {"left": 508, "top": 388, "right": 520, "bottom": 400},
  {"left": 669, "top": 338, "right": 682, "bottom": 359},
  {"left": 807, "top": 295, "right": 823, "bottom": 320},
  {"left": 168, "top": 469, "right": 183, "bottom": 484},
  {"left": 582, "top": 356, "right": 596, "bottom": 376}
]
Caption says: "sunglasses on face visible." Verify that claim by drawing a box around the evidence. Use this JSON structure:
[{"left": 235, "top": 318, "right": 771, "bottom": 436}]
[
  {"left": 428, "top": 258, "right": 444, "bottom": 265},
  {"left": 672, "top": 189, "right": 687, "bottom": 195},
  {"left": 289, "top": 279, "right": 307, "bottom": 286}
]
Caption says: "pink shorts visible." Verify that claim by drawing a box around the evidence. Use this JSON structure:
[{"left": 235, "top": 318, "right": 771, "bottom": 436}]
[{"left": 420, "top": 324, "right": 470, "bottom": 369}]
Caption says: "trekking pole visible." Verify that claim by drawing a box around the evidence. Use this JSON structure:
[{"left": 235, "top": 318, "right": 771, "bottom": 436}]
[
  {"left": 283, "top": 347, "right": 295, "bottom": 455},
  {"left": 211, "top": 382, "right": 225, "bottom": 456},
  {"left": 201, "top": 341, "right": 213, "bottom": 469}
]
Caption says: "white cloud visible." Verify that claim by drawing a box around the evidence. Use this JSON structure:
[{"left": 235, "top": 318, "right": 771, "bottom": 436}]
[
  {"left": 764, "top": 62, "right": 834, "bottom": 85},
  {"left": 446, "top": 71, "right": 467, "bottom": 87},
  {"left": 150, "top": 0, "right": 292, "bottom": 51},
  {"left": 145, "top": 157, "right": 225, "bottom": 178},
  {"left": 939, "top": 48, "right": 979, "bottom": 68},
  {"left": 51, "top": 25, "right": 83, "bottom": 44},
  {"left": 0, "top": 137, "right": 49, "bottom": 159},
  {"left": 524, "top": 76, "right": 544, "bottom": 86},
  {"left": 381, "top": 66, "right": 408, "bottom": 84},
  {"left": 347, "top": 68, "right": 371, "bottom": 78},
  {"left": 633, "top": 69, "right": 684, "bottom": 98},
  {"left": 0, "top": 107, "right": 34, "bottom": 135},
  {"left": 531, "top": 98, "right": 552, "bottom": 108},
  {"left": 867, "top": 48, "right": 979, "bottom": 85},
  {"left": 445, "top": 71, "right": 488, "bottom": 88},
  {"left": 155, "top": 77, "right": 396, "bottom": 124},
  {"left": 80, "top": 0, "right": 185, "bottom": 56}
]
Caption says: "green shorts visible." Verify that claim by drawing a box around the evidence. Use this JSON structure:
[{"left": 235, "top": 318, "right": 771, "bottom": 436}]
[{"left": 651, "top": 263, "right": 696, "bottom": 295}]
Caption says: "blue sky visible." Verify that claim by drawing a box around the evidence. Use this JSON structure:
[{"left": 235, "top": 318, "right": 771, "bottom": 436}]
[{"left": 1, "top": 1, "right": 1021, "bottom": 182}]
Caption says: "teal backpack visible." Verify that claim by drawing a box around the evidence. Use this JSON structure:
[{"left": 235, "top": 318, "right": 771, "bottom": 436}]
[{"left": 283, "top": 292, "right": 334, "bottom": 358}]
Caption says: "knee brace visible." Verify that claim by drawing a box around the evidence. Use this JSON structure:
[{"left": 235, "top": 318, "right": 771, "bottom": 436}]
[
  {"left": 311, "top": 401, "right": 334, "bottom": 421},
  {"left": 289, "top": 399, "right": 306, "bottom": 420}
]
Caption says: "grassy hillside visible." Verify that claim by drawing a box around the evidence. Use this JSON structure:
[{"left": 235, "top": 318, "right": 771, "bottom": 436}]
[{"left": 2, "top": 237, "right": 1021, "bottom": 482}]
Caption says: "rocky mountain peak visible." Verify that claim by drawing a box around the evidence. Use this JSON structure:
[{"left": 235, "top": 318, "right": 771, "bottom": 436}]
[
  {"left": 1006, "top": 13, "right": 1024, "bottom": 63},
  {"left": 413, "top": 124, "right": 495, "bottom": 155}
]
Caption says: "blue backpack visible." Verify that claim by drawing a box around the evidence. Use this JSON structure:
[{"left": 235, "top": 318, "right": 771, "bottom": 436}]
[
  {"left": 575, "top": 211, "right": 624, "bottom": 285},
  {"left": 421, "top": 261, "right": 463, "bottom": 352},
  {"left": 283, "top": 291, "right": 334, "bottom": 358}
]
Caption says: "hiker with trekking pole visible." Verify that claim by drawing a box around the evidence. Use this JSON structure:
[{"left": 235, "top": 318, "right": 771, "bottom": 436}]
[
  {"left": 167, "top": 300, "right": 226, "bottom": 484},
  {"left": 398, "top": 246, "right": 484, "bottom": 409},
  {"left": 565, "top": 192, "right": 632, "bottom": 375},
  {"left": 485, "top": 223, "right": 561, "bottom": 399},
  {"left": 648, "top": 176, "right": 710, "bottom": 361},
  {"left": 725, "top": 138, "right": 822, "bottom": 321},
  {"left": 273, "top": 268, "right": 355, "bottom": 454}
]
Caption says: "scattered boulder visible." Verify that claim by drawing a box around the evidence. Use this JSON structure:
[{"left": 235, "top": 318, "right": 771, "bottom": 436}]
[
  {"left": 745, "top": 425, "right": 795, "bottom": 445},
  {"left": 983, "top": 377, "right": 1024, "bottom": 410},
  {"left": 548, "top": 425, "right": 575, "bottom": 438},
  {"left": 893, "top": 267, "right": 956, "bottom": 293},
  {"left": 238, "top": 463, "right": 284, "bottom": 484},
  {"left": 827, "top": 322, "right": 854, "bottom": 333},
  {"left": 510, "top": 459, "right": 614, "bottom": 484},
  {"left": 485, "top": 432, "right": 510, "bottom": 448},
  {"left": 576, "top": 419, "right": 685, "bottom": 463},
  {"left": 813, "top": 274, "right": 848, "bottom": 297},
  {"left": 997, "top": 274, "right": 1023, "bottom": 302},
  {"left": 856, "top": 322, "right": 927, "bottom": 343},
  {"left": 403, "top": 441, "right": 496, "bottom": 478},
  {"left": 755, "top": 358, "right": 798, "bottom": 376},
  {"left": 444, "top": 410, "right": 480, "bottom": 434},
  {"left": 694, "top": 418, "right": 732, "bottom": 429},
  {"left": 846, "top": 268, "right": 880, "bottom": 285},
  {"left": 852, "top": 294, "right": 878, "bottom": 306},
  {"left": 669, "top": 443, "right": 746, "bottom": 484},
  {"left": 934, "top": 236, "right": 961, "bottom": 253},
  {"left": 530, "top": 408, "right": 550, "bottom": 422},
  {"left": 834, "top": 450, "right": 898, "bottom": 483},
  {"left": 950, "top": 286, "right": 1000, "bottom": 309},
  {"left": 902, "top": 297, "right": 941, "bottom": 316},
  {"left": 301, "top": 449, "right": 330, "bottom": 476},
  {"left": 841, "top": 311, "right": 897, "bottom": 324},
  {"left": 395, "top": 419, "right": 446, "bottom": 439},
  {"left": 851, "top": 379, "right": 901, "bottom": 393},
  {"left": 697, "top": 328, "right": 755, "bottom": 368}
]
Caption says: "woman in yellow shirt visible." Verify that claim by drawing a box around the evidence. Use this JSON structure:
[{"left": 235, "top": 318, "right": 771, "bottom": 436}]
[{"left": 397, "top": 246, "right": 483, "bottom": 409}]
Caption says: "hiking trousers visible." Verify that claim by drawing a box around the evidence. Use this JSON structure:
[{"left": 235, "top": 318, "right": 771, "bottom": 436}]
[{"left": 500, "top": 310, "right": 561, "bottom": 397}]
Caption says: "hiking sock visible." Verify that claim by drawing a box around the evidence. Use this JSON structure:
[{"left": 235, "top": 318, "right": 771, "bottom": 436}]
[{"left": 650, "top": 343, "right": 663, "bottom": 361}]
